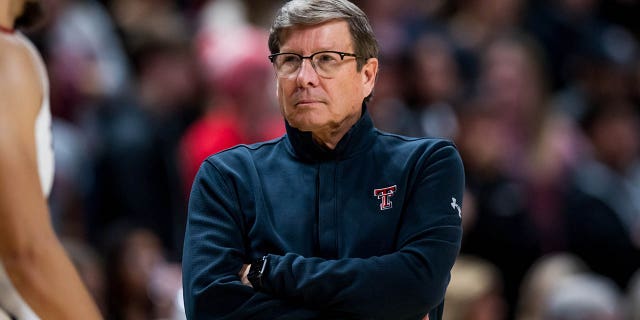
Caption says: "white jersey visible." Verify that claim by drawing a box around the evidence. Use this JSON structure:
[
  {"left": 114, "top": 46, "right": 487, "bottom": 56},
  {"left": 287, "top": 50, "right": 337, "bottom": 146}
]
[{"left": 0, "top": 31, "right": 54, "bottom": 320}]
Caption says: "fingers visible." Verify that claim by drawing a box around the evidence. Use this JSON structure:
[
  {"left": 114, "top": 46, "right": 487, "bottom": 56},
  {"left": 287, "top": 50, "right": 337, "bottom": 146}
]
[{"left": 239, "top": 264, "right": 252, "bottom": 287}]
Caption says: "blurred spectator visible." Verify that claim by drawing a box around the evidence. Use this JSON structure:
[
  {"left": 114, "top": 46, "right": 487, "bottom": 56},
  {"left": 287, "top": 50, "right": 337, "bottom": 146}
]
[
  {"left": 86, "top": 37, "right": 201, "bottom": 260},
  {"left": 354, "top": 0, "right": 457, "bottom": 138},
  {"left": 178, "top": 0, "right": 284, "bottom": 193},
  {"left": 243, "top": 0, "right": 286, "bottom": 29},
  {"left": 133, "top": 37, "right": 203, "bottom": 257},
  {"left": 397, "top": 31, "right": 463, "bottom": 139},
  {"left": 516, "top": 253, "right": 589, "bottom": 320},
  {"left": 457, "top": 107, "right": 542, "bottom": 318},
  {"left": 354, "top": 0, "right": 420, "bottom": 60},
  {"left": 446, "top": 0, "right": 526, "bottom": 81},
  {"left": 564, "top": 101, "right": 640, "bottom": 289},
  {"left": 62, "top": 238, "right": 107, "bottom": 316},
  {"left": 46, "top": 0, "right": 131, "bottom": 122},
  {"left": 458, "top": 32, "right": 572, "bottom": 317},
  {"left": 477, "top": 32, "right": 582, "bottom": 248},
  {"left": 366, "top": 53, "right": 408, "bottom": 134},
  {"left": 473, "top": 33, "right": 553, "bottom": 177},
  {"left": 628, "top": 270, "right": 640, "bottom": 320},
  {"left": 104, "top": 224, "right": 182, "bottom": 320},
  {"left": 443, "top": 255, "right": 507, "bottom": 320},
  {"left": 525, "top": 0, "right": 602, "bottom": 91},
  {"left": 549, "top": 24, "right": 637, "bottom": 122},
  {"left": 49, "top": 118, "right": 94, "bottom": 240},
  {"left": 108, "top": 0, "right": 188, "bottom": 54},
  {"left": 542, "top": 273, "right": 624, "bottom": 320},
  {"left": 449, "top": 0, "right": 525, "bottom": 51}
]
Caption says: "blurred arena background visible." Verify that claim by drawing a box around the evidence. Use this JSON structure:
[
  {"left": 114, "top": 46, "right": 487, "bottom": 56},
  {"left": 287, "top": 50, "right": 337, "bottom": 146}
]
[{"left": 20, "top": 0, "right": 640, "bottom": 319}]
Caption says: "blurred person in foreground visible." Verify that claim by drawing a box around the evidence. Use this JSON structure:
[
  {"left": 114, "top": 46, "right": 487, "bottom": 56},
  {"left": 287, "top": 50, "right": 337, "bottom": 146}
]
[
  {"left": 181, "top": 0, "right": 464, "bottom": 319},
  {"left": 515, "top": 253, "right": 589, "bottom": 320},
  {"left": 542, "top": 273, "right": 624, "bottom": 320},
  {"left": 0, "top": 0, "right": 101, "bottom": 319},
  {"left": 443, "top": 255, "right": 507, "bottom": 320}
]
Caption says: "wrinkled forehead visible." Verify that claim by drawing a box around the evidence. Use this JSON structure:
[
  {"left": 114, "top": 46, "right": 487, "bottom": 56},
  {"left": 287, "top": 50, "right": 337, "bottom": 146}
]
[{"left": 278, "top": 20, "right": 354, "bottom": 52}]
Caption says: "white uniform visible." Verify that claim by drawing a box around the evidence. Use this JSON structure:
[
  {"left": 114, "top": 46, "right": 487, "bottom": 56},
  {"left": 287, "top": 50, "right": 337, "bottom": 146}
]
[{"left": 0, "top": 31, "right": 55, "bottom": 320}]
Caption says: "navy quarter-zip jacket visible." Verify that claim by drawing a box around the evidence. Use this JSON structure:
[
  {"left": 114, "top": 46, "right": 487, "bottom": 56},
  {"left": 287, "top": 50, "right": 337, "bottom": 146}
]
[{"left": 182, "top": 109, "right": 464, "bottom": 319}]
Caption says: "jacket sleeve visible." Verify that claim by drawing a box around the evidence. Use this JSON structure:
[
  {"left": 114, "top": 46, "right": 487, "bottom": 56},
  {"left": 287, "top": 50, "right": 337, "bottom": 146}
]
[
  {"left": 259, "top": 144, "right": 464, "bottom": 319},
  {"left": 182, "top": 159, "right": 320, "bottom": 320}
]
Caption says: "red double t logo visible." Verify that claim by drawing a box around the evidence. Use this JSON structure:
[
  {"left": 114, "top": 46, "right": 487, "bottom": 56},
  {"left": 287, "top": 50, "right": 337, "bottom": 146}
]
[{"left": 373, "top": 185, "right": 397, "bottom": 210}]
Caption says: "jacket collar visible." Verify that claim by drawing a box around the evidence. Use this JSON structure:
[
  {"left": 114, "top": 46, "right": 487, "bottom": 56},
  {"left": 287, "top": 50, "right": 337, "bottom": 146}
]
[{"left": 285, "top": 104, "right": 376, "bottom": 162}]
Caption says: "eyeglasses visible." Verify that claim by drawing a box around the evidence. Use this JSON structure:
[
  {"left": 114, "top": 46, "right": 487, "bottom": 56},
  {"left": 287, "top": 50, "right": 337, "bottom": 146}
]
[{"left": 268, "top": 50, "right": 362, "bottom": 78}]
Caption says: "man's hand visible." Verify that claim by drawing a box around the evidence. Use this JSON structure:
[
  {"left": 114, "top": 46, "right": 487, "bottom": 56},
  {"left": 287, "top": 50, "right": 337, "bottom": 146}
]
[{"left": 239, "top": 264, "right": 252, "bottom": 287}]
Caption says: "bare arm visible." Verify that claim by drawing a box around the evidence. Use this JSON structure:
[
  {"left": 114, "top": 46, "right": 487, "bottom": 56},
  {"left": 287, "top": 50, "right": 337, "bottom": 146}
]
[{"left": 0, "top": 36, "right": 102, "bottom": 320}]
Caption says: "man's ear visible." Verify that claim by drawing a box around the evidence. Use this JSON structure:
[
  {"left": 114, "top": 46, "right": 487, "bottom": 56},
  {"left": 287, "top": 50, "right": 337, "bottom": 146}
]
[{"left": 361, "top": 58, "right": 378, "bottom": 98}]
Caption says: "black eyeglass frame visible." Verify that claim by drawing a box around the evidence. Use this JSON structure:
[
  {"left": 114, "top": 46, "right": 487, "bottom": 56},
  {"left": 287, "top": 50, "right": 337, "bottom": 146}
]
[
  {"left": 268, "top": 51, "right": 365, "bottom": 77},
  {"left": 268, "top": 50, "right": 362, "bottom": 63}
]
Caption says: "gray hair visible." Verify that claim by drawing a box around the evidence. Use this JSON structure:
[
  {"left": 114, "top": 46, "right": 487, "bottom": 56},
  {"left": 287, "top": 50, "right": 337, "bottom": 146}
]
[{"left": 268, "top": 0, "right": 379, "bottom": 71}]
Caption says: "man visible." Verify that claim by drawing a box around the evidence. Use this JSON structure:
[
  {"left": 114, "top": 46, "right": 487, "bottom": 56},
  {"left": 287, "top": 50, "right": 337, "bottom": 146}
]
[
  {"left": 182, "top": 0, "right": 464, "bottom": 319},
  {"left": 0, "top": 0, "right": 102, "bottom": 319}
]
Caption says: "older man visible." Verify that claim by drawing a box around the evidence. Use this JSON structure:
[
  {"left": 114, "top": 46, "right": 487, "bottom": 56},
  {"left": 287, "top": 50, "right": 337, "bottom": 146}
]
[{"left": 182, "top": 1, "right": 464, "bottom": 319}]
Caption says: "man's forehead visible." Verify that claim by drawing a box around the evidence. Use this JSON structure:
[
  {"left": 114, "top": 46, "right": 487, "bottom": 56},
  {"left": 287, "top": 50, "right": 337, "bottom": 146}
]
[{"left": 279, "top": 20, "right": 353, "bottom": 51}]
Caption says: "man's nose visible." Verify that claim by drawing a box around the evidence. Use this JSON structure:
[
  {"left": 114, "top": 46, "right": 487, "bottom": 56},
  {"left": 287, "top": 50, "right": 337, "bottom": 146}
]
[{"left": 296, "top": 58, "right": 319, "bottom": 87}]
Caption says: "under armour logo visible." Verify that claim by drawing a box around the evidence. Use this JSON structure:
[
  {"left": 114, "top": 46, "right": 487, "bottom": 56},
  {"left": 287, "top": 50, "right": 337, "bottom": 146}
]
[
  {"left": 451, "top": 197, "right": 461, "bottom": 217},
  {"left": 374, "top": 185, "right": 397, "bottom": 210}
]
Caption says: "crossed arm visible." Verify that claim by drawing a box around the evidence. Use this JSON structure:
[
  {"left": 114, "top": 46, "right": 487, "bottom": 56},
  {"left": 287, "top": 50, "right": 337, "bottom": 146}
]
[{"left": 183, "top": 145, "right": 463, "bottom": 319}]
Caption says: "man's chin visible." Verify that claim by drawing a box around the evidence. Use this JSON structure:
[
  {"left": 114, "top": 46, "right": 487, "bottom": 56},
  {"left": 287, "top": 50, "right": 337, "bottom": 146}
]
[
  {"left": 288, "top": 122, "right": 316, "bottom": 133},
  {"left": 286, "top": 118, "right": 323, "bottom": 133},
  {"left": 286, "top": 112, "right": 323, "bottom": 131}
]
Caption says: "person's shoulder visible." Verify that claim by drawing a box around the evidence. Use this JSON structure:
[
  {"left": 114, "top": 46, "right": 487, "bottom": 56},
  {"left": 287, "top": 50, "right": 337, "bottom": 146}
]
[
  {"left": 0, "top": 33, "right": 37, "bottom": 75},
  {"left": 374, "top": 131, "right": 463, "bottom": 177},
  {"left": 0, "top": 33, "right": 41, "bottom": 113},
  {"left": 374, "top": 129, "right": 458, "bottom": 153},
  {"left": 204, "top": 136, "right": 286, "bottom": 166}
]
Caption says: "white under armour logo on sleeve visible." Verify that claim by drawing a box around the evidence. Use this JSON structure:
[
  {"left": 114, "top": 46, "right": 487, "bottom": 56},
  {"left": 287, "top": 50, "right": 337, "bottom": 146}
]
[{"left": 451, "top": 197, "right": 461, "bottom": 218}]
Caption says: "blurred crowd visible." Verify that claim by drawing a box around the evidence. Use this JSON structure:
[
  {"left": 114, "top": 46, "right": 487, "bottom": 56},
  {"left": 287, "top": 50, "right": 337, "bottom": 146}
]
[{"left": 19, "top": 0, "right": 640, "bottom": 319}]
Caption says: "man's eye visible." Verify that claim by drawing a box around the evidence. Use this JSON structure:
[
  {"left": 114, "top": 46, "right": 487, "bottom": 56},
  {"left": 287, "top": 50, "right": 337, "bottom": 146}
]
[
  {"left": 281, "top": 55, "right": 299, "bottom": 64},
  {"left": 316, "top": 54, "right": 338, "bottom": 63}
]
